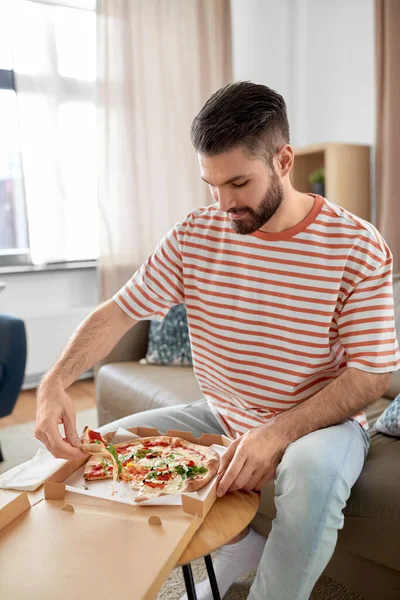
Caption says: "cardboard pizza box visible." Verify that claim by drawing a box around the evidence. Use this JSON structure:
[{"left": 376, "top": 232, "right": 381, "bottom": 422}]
[
  {"left": 48, "top": 427, "right": 232, "bottom": 519},
  {"left": 0, "top": 429, "right": 232, "bottom": 600}
]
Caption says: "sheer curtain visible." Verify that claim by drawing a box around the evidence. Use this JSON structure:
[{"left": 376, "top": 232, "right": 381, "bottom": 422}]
[
  {"left": 11, "top": 0, "right": 97, "bottom": 265},
  {"left": 375, "top": 0, "right": 400, "bottom": 273},
  {"left": 97, "top": 0, "right": 232, "bottom": 300}
]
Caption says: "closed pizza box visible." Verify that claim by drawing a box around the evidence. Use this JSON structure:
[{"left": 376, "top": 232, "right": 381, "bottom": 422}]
[
  {"left": 0, "top": 487, "right": 200, "bottom": 600},
  {"left": 0, "top": 429, "right": 232, "bottom": 600}
]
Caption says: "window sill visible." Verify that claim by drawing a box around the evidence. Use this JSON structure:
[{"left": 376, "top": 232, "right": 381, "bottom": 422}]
[{"left": 0, "top": 259, "right": 98, "bottom": 275}]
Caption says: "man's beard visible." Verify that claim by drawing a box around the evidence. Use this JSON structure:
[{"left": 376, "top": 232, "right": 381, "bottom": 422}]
[{"left": 228, "top": 171, "right": 284, "bottom": 235}]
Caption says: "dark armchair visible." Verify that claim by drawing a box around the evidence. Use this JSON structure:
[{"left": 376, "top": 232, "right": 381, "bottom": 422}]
[{"left": 0, "top": 314, "right": 27, "bottom": 461}]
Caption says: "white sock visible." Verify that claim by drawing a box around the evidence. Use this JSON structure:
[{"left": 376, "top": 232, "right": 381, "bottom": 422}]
[{"left": 180, "top": 527, "right": 266, "bottom": 600}]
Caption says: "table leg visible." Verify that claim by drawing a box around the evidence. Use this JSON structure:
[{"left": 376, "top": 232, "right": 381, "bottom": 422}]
[
  {"left": 182, "top": 563, "right": 197, "bottom": 600},
  {"left": 204, "top": 554, "right": 221, "bottom": 600}
]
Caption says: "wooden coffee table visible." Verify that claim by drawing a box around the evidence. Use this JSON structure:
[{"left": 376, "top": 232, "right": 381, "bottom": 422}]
[{"left": 176, "top": 490, "right": 260, "bottom": 600}]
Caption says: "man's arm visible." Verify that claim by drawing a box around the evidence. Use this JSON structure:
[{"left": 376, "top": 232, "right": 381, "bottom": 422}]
[
  {"left": 217, "top": 368, "right": 391, "bottom": 496},
  {"left": 35, "top": 300, "right": 137, "bottom": 459},
  {"left": 269, "top": 368, "right": 390, "bottom": 446}
]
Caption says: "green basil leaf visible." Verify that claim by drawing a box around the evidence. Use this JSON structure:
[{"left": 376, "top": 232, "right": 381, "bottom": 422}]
[
  {"left": 105, "top": 443, "right": 122, "bottom": 478},
  {"left": 135, "top": 448, "right": 152, "bottom": 459}
]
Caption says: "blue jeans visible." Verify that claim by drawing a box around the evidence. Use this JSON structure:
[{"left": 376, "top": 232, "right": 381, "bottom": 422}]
[{"left": 99, "top": 399, "right": 370, "bottom": 600}]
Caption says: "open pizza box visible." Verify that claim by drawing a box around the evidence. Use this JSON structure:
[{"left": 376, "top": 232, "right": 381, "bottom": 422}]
[{"left": 0, "top": 427, "right": 232, "bottom": 600}]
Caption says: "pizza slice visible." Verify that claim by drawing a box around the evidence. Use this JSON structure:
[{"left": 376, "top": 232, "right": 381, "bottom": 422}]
[{"left": 80, "top": 426, "right": 127, "bottom": 482}]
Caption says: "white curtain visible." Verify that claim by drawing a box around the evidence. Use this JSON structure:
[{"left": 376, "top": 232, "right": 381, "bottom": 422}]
[
  {"left": 97, "top": 0, "right": 232, "bottom": 299},
  {"left": 375, "top": 0, "right": 400, "bottom": 273},
  {"left": 10, "top": 0, "right": 97, "bottom": 264}
]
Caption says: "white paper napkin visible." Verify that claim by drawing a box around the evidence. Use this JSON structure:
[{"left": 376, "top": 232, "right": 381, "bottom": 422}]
[{"left": 0, "top": 448, "right": 67, "bottom": 491}]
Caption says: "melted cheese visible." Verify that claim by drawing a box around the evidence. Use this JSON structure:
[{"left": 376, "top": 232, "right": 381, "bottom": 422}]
[
  {"left": 110, "top": 440, "right": 209, "bottom": 498},
  {"left": 136, "top": 474, "right": 185, "bottom": 500}
]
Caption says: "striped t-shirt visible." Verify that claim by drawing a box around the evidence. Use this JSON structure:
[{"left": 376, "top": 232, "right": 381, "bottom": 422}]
[{"left": 114, "top": 195, "right": 400, "bottom": 438}]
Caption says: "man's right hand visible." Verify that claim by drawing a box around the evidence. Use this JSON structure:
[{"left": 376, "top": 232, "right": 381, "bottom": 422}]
[{"left": 35, "top": 379, "right": 86, "bottom": 460}]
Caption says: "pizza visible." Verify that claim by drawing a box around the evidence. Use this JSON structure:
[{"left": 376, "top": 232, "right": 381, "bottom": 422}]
[{"left": 79, "top": 427, "right": 220, "bottom": 503}]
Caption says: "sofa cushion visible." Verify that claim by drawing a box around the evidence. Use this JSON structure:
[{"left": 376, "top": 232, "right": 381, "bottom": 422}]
[
  {"left": 385, "top": 369, "right": 400, "bottom": 400},
  {"left": 338, "top": 397, "right": 400, "bottom": 571},
  {"left": 374, "top": 394, "right": 400, "bottom": 437},
  {"left": 142, "top": 304, "right": 192, "bottom": 366},
  {"left": 96, "top": 362, "right": 202, "bottom": 426}
]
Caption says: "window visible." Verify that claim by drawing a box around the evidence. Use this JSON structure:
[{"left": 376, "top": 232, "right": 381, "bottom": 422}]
[
  {"left": 0, "top": 0, "right": 97, "bottom": 267},
  {"left": 0, "top": 6, "right": 29, "bottom": 266}
]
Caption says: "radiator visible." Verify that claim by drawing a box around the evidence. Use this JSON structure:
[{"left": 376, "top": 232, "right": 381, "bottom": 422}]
[{"left": 23, "top": 307, "right": 95, "bottom": 389}]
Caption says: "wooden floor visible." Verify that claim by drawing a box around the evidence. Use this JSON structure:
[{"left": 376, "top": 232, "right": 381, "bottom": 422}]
[{"left": 0, "top": 379, "right": 96, "bottom": 429}]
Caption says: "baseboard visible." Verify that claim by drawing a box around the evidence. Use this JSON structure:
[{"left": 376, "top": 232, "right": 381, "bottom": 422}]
[{"left": 22, "top": 370, "right": 94, "bottom": 390}]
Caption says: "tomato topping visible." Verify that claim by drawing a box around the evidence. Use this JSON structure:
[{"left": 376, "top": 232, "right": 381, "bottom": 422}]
[
  {"left": 143, "top": 440, "right": 169, "bottom": 448},
  {"left": 144, "top": 480, "right": 165, "bottom": 488},
  {"left": 89, "top": 430, "right": 104, "bottom": 443},
  {"left": 156, "top": 472, "right": 172, "bottom": 481},
  {"left": 88, "top": 472, "right": 105, "bottom": 478},
  {"left": 116, "top": 445, "right": 134, "bottom": 454},
  {"left": 186, "top": 460, "right": 195, "bottom": 467}
]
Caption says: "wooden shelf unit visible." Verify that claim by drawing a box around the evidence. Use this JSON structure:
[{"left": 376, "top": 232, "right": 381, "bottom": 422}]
[{"left": 291, "top": 143, "right": 371, "bottom": 221}]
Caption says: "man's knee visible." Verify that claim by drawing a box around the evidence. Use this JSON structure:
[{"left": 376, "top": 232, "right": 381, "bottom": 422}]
[
  {"left": 267, "top": 441, "right": 346, "bottom": 538},
  {"left": 276, "top": 436, "right": 344, "bottom": 506}
]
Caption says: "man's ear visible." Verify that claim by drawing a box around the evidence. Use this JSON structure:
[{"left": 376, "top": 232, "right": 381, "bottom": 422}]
[{"left": 275, "top": 144, "right": 293, "bottom": 176}]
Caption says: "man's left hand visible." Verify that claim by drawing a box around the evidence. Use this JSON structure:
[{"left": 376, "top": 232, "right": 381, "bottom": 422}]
[{"left": 216, "top": 424, "right": 288, "bottom": 496}]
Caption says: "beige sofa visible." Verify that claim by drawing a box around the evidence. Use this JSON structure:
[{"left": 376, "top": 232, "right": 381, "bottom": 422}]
[{"left": 96, "top": 282, "right": 400, "bottom": 600}]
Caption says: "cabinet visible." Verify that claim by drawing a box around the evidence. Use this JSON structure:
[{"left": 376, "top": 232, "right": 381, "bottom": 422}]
[{"left": 291, "top": 143, "right": 371, "bottom": 221}]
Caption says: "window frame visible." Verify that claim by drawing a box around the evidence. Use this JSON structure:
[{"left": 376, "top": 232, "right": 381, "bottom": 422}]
[{"left": 0, "top": 67, "right": 32, "bottom": 267}]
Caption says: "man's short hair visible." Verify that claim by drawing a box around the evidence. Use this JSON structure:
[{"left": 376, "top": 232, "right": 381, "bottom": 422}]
[{"left": 191, "top": 81, "right": 290, "bottom": 167}]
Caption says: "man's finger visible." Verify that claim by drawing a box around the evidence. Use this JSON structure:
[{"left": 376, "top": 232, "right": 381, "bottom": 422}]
[
  {"left": 227, "top": 463, "right": 255, "bottom": 492},
  {"left": 243, "top": 470, "right": 264, "bottom": 492},
  {"left": 45, "top": 423, "right": 85, "bottom": 459},
  {"left": 218, "top": 439, "right": 239, "bottom": 474},
  {"left": 63, "top": 413, "right": 81, "bottom": 447},
  {"left": 254, "top": 469, "right": 275, "bottom": 491},
  {"left": 217, "top": 453, "right": 246, "bottom": 497}
]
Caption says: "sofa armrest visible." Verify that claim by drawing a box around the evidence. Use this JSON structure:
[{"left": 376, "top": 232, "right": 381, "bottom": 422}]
[
  {"left": 98, "top": 319, "right": 150, "bottom": 367},
  {"left": 385, "top": 369, "right": 400, "bottom": 400}
]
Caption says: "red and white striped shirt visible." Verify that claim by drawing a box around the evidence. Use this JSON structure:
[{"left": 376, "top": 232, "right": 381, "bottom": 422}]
[{"left": 114, "top": 195, "right": 400, "bottom": 437}]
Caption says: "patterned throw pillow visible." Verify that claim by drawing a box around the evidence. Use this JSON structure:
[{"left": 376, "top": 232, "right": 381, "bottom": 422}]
[
  {"left": 374, "top": 394, "right": 400, "bottom": 437},
  {"left": 140, "top": 304, "right": 193, "bottom": 366}
]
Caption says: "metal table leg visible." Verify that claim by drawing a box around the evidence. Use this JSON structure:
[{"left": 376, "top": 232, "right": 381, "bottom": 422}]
[
  {"left": 182, "top": 563, "right": 197, "bottom": 600},
  {"left": 204, "top": 554, "right": 221, "bottom": 600}
]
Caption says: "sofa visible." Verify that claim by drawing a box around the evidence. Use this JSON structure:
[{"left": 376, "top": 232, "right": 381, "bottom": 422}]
[{"left": 96, "top": 279, "right": 400, "bottom": 600}]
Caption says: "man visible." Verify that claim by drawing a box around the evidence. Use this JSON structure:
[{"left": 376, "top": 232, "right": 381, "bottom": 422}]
[{"left": 36, "top": 82, "right": 399, "bottom": 600}]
